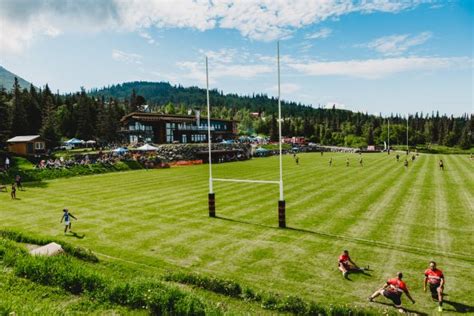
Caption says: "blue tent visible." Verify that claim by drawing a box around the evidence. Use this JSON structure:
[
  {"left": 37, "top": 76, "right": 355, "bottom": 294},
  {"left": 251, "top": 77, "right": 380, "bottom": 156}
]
[
  {"left": 113, "top": 147, "right": 128, "bottom": 154},
  {"left": 255, "top": 147, "right": 269, "bottom": 153}
]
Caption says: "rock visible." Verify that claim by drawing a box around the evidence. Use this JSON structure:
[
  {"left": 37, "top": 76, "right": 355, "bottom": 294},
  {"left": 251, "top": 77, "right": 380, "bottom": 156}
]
[{"left": 30, "top": 242, "right": 64, "bottom": 257}]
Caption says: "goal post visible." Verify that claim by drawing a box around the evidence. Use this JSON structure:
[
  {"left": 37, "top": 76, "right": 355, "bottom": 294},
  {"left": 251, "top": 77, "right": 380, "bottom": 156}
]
[{"left": 206, "top": 42, "right": 286, "bottom": 228}]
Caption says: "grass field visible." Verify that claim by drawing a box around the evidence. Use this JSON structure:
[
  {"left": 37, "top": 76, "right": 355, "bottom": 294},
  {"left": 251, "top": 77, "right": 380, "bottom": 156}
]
[{"left": 1, "top": 152, "right": 473, "bottom": 314}]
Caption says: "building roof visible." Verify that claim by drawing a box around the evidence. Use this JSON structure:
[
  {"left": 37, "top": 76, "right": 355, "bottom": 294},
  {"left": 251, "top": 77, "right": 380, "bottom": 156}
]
[
  {"left": 120, "top": 112, "right": 237, "bottom": 123},
  {"left": 7, "top": 135, "right": 42, "bottom": 142}
]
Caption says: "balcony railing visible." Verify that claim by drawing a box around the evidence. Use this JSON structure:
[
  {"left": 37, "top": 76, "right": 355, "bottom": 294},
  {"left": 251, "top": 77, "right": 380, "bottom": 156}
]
[{"left": 177, "top": 125, "right": 215, "bottom": 131}]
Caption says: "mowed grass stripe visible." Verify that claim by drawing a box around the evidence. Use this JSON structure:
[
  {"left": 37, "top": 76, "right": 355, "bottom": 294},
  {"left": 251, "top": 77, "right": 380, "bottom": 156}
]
[
  {"left": 343, "top": 155, "right": 409, "bottom": 237},
  {"left": 1, "top": 153, "right": 473, "bottom": 313},
  {"left": 320, "top": 157, "right": 403, "bottom": 235},
  {"left": 286, "top": 155, "right": 389, "bottom": 229}
]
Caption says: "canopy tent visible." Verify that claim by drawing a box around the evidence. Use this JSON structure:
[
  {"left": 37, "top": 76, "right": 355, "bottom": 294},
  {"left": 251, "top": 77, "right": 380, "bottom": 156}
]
[
  {"left": 255, "top": 147, "right": 269, "bottom": 153},
  {"left": 136, "top": 144, "right": 159, "bottom": 151},
  {"left": 113, "top": 147, "right": 128, "bottom": 154},
  {"left": 64, "top": 138, "right": 84, "bottom": 145}
]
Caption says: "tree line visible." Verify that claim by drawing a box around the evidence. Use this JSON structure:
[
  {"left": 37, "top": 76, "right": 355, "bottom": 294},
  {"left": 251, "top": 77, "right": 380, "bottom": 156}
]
[{"left": 0, "top": 79, "right": 472, "bottom": 150}]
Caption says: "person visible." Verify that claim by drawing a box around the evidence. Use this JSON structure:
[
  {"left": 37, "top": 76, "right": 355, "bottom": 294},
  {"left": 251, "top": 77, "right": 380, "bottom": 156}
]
[
  {"left": 359, "top": 157, "right": 363, "bottom": 167},
  {"left": 396, "top": 154, "right": 400, "bottom": 162},
  {"left": 320, "top": 151, "right": 324, "bottom": 156},
  {"left": 15, "top": 175, "right": 22, "bottom": 191},
  {"left": 329, "top": 158, "right": 333, "bottom": 166},
  {"left": 60, "top": 209, "right": 77, "bottom": 234},
  {"left": 424, "top": 261, "right": 445, "bottom": 312},
  {"left": 439, "top": 159, "right": 444, "bottom": 171},
  {"left": 411, "top": 154, "right": 416, "bottom": 162},
  {"left": 10, "top": 183, "right": 16, "bottom": 199},
  {"left": 338, "top": 250, "right": 367, "bottom": 278},
  {"left": 346, "top": 158, "right": 350, "bottom": 167},
  {"left": 404, "top": 159, "right": 409, "bottom": 168},
  {"left": 295, "top": 156, "right": 299, "bottom": 165},
  {"left": 5, "top": 157, "right": 10, "bottom": 170},
  {"left": 369, "top": 272, "right": 415, "bottom": 312}
]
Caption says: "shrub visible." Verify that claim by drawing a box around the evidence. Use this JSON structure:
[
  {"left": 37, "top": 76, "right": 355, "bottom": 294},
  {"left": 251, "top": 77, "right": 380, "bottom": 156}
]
[
  {"left": 164, "top": 271, "right": 242, "bottom": 297},
  {"left": 0, "top": 161, "right": 143, "bottom": 184},
  {"left": 0, "top": 240, "right": 208, "bottom": 315},
  {"left": 13, "top": 255, "right": 106, "bottom": 295},
  {"left": 0, "top": 229, "right": 99, "bottom": 263}
]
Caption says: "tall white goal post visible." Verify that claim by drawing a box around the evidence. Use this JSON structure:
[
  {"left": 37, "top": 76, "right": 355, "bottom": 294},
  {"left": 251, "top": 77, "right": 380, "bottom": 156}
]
[{"left": 206, "top": 42, "right": 286, "bottom": 228}]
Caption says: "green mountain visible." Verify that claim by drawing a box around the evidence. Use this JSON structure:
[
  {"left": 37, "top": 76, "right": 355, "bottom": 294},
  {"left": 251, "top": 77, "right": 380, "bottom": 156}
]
[
  {"left": 0, "top": 66, "right": 33, "bottom": 90},
  {"left": 89, "top": 81, "right": 320, "bottom": 116}
]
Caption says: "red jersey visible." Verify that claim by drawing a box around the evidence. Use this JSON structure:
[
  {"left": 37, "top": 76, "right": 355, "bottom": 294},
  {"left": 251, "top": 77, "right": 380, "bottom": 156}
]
[
  {"left": 386, "top": 278, "right": 407, "bottom": 295},
  {"left": 425, "top": 268, "right": 444, "bottom": 285},
  {"left": 339, "top": 254, "right": 350, "bottom": 265}
]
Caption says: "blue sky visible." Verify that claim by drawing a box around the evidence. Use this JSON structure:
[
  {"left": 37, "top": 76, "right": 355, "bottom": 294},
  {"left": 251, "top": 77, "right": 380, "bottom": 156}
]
[{"left": 0, "top": 0, "right": 472, "bottom": 115}]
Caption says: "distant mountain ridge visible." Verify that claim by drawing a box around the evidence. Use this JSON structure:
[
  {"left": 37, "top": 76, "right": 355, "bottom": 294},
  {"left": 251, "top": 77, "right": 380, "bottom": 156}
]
[
  {"left": 89, "top": 81, "right": 320, "bottom": 116},
  {"left": 0, "top": 66, "right": 33, "bottom": 90}
]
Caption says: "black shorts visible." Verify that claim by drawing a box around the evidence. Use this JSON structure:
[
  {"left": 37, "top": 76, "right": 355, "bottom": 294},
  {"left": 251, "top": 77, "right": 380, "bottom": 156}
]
[
  {"left": 383, "top": 290, "right": 402, "bottom": 306},
  {"left": 429, "top": 283, "right": 441, "bottom": 298}
]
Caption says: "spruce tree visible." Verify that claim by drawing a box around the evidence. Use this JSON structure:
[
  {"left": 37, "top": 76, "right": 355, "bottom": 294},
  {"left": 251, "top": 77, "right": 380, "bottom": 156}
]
[
  {"left": 0, "top": 87, "right": 11, "bottom": 144},
  {"left": 40, "top": 102, "right": 60, "bottom": 149},
  {"left": 11, "top": 78, "right": 28, "bottom": 135}
]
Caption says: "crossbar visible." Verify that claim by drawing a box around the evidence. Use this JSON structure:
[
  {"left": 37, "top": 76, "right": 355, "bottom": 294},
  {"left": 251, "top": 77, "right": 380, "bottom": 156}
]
[{"left": 213, "top": 178, "right": 280, "bottom": 185}]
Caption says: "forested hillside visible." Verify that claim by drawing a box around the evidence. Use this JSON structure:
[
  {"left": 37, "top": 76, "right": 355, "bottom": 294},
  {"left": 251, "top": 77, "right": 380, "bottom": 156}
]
[{"left": 0, "top": 79, "right": 472, "bottom": 150}]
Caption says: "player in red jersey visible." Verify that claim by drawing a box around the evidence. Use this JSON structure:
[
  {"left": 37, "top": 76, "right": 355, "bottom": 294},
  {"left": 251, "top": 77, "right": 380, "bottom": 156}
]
[
  {"left": 424, "top": 261, "right": 445, "bottom": 312},
  {"left": 369, "top": 272, "right": 415, "bottom": 311},
  {"left": 338, "top": 250, "right": 367, "bottom": 278}
]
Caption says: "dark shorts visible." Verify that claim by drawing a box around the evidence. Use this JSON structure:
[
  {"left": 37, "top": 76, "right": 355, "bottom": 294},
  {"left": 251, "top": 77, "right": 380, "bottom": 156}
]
[
  {"left": 383, "top": 290, "right": 402, "bottom": 306},
  {"left": 339, "top": 262, "right": 350, "bottom": 270},
  {"left": 429, "top": 283, "right": 441, "bottom": 298}
]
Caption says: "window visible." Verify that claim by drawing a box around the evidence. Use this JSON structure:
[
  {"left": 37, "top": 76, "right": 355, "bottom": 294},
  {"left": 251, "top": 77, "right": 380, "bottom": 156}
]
[
  {"left": 34, "top": 142, "right": 45, "bottom": 150},
  {"left": 166, "top": 123, "right": 174, "bottom": 143}
]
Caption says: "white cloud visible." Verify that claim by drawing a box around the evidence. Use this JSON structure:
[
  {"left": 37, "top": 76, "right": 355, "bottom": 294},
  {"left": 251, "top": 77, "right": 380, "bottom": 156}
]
[
  {"left": 287, "top": 56, "right": 471, "bottom": 79},
  {"left": 364, "top": 32, "right": 432, "bottom": 56},
  {"left": 138, "top": 31, "right": 156, "bottom": 44},
  {"left": 199, "top": 48, "right": 238, "bottom": 64},
  {"left": 305, "top": 28, "right": 332, "bottom": 39},
  {"left": 177, "top": 60, "right": 272, "bottom": 84},
  {"left": 268, "top": 83, "right": 301, "bottom": 94},
  {"left": 112, "top": 49, "right": 142, "bottom": 64},
  {"left": 0, "top": 0, "right": 428, "bottom": 54}
]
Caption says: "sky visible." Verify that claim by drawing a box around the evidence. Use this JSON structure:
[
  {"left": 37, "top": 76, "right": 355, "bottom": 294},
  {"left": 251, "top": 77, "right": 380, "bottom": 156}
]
[{"left": 0, "top": 0, "right": 472, "bottom": 116}]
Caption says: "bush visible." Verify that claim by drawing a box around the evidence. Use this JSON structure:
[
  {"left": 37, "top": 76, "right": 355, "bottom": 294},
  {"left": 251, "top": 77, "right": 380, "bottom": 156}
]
[
  {"left": 13, "top": 255, "right": 106, "bottom": 295},
  {"left": 0, "top": 239, "right": 208, "bottom": 315},
  {"left": 0, "top": 229, "right": 98, "bottom": 263},
  {"left": 0, "top": 160, "right": 143, "bottom": 184},
  {"left": 164, "top": 271, "right": 242, "bottom": 297},
  {"left": 163, "top": 270, "right": 395, "bottom": 315}
]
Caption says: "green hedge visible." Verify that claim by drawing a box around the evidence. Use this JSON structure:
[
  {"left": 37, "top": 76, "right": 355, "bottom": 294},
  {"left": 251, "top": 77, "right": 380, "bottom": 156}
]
[
  {"left": 0, "top": 229, "right": 99, "bottom": 263},
  {"left": 164, "top": 271, "right": 396, "bottom": 315},
  {"left": 0, "top": 160, "right": 143, "bottom": 183},
  {"left": 0, "top": 240, "right": 208, "bottom": 315}
]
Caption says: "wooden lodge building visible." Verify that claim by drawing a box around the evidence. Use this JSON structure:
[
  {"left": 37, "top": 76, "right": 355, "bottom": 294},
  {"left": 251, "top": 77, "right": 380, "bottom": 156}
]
[{"left": 120, "top": 112, "right": 238, "bottom": 144}]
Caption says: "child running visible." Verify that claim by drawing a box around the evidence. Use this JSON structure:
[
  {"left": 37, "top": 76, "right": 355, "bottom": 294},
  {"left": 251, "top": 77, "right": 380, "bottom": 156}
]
[{"left": 60, "top": 208, "right": 77, "bottom": 234}]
